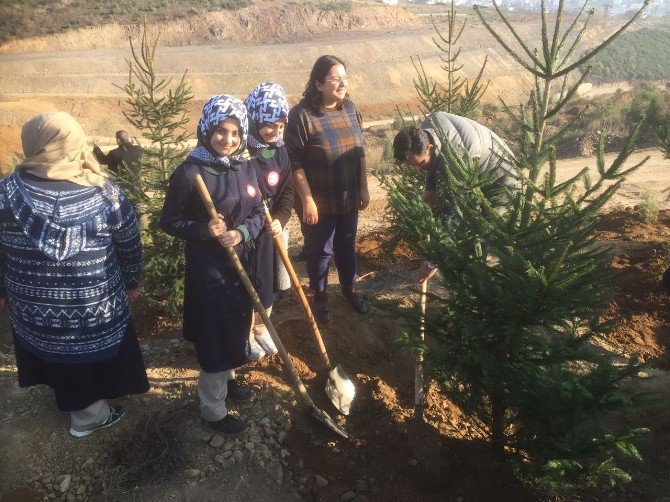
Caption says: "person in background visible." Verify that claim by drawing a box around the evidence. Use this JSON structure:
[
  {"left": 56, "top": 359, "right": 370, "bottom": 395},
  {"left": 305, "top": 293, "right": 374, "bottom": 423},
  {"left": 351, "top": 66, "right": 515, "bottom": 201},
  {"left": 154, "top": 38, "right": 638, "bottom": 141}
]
[
  {"left": 160, "top": 95, "right": 265, "bottom": 437},
  {"left": 285, "top": 54, "right": 370, "bottom": 325},
  {"left": 92, "top": 130, "right": 142, "bottom": 178},
  {"left": 0, "top": 112, "right": 148, "bottom": 438},
  {"left": 393, "top": 111, "right": 515, "bottom": 283},
  {"left": 244, "top": 82, "right": 294, "bottom": 359}
]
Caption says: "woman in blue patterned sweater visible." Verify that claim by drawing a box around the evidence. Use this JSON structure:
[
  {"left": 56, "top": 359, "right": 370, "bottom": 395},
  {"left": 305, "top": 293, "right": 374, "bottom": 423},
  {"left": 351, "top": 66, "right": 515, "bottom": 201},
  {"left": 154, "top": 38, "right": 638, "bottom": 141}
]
[
  {"left": 0, "top": 112, "right": 148, "bottom": 437},
  {"left": 160, "top": 95, "right": 265, "bottom": 437}
]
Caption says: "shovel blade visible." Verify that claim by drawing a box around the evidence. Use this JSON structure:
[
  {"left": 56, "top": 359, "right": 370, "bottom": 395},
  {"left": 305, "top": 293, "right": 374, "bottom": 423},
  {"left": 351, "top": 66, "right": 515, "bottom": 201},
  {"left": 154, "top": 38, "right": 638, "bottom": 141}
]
[
  {"left": 325, "top": 364, "right": 356, "bottom": 416},
  {"left": 309, "top": 405, "right": 349, "bottom": 438}
]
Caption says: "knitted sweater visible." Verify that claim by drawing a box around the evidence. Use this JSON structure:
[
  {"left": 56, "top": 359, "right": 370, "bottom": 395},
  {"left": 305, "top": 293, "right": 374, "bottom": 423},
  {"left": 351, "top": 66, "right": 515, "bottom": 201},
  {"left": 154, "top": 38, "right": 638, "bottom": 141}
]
[{"left": 0, "top": 173, "right": 142, "bottom": 364}]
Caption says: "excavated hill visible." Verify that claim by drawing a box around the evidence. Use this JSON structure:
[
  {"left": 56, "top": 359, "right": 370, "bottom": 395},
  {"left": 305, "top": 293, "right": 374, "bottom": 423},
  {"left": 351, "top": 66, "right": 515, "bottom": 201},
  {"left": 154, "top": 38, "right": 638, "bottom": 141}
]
[{"left": 0, "top": 2, "right": 620, "bottom": 165}]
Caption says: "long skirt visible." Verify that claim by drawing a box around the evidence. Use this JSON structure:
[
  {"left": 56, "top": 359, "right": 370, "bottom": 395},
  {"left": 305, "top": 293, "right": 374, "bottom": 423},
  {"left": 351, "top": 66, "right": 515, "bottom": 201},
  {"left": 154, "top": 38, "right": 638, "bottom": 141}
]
[{"left": 14, "top": 322, "right": 149, "bottom": 412}]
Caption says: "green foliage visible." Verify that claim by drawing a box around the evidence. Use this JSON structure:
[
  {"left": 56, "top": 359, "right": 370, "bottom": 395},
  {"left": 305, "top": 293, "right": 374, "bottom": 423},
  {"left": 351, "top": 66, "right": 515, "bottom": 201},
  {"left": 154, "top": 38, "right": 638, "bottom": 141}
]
[
  {"left": 119, "top": 20, "right": 193, "bottom": 317},
  {"left": 625, "top": 84, "right": 670, "bottom": 136},
  {"left": 587, "top": 28, "right": 670, "bottom": 83},
  {"left": 654, "top": 114, "right": 670, "bottom": 159},
  {"left": 318, "top": 0, "right": 353, "bottom": 12},
  {"left": 412, "top": 2, "right": 489, "bottom": 119},
  {"left": 0, "top": 0, "right": 253, "bottom": 44},
  {"left": 638, "top": 189, "right": 659, "bottom": 223},
  {"left": 384, "top": 0, "right": 652, "bottom": 495}
]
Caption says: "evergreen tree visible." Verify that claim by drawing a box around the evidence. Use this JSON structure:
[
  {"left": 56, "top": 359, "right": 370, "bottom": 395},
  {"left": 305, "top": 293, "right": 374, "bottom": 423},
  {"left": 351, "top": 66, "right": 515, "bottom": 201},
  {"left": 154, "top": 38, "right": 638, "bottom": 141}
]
[
  {"left": 412, "top": 0, "right": 488, "bottom": 118},
  {"left": 654, "top": 114, "right": 670, "bottom": 160},
  {"left": 384, "top": 0, "right": 652, "bottom": 494},
  {"left": 119, "top": 20, "right": 193, "bottom": 316}
]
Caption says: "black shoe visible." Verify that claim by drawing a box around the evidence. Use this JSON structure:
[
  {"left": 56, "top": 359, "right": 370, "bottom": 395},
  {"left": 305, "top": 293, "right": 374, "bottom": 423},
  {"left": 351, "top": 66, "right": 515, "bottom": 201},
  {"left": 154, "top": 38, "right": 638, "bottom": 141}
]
[
  {"left": 200, "top": 415, "right": 247, "bottom": 437},
  {"left": 69, "top": 406, "right": 125, "bottom": 438},
  {"left": 342, "top": 287, "right": 369, "bottom": 315},
  {"left": 312, "top": 291, "right": 330, "bottom": 324},
  {"left": 227, "top": 379, "right": 255, "bottom": 404}
]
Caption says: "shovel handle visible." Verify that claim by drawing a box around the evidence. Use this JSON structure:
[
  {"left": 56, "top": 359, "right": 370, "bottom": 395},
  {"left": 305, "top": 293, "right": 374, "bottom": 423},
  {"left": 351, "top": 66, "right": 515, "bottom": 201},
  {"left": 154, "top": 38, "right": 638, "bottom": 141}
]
[
  {"left": 193, "top": 174, "right": 316, "bottom": 410},
  {"left": 262, "top": 201, "right": 332, "bottom": 370},
  {"left": 415, "top": 278, "right": 427, "bottom": 419}
]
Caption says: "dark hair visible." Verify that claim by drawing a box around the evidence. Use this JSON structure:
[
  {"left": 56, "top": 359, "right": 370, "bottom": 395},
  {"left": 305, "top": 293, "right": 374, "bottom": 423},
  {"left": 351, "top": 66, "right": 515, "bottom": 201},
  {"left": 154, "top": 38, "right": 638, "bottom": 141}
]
[
  {"left": 303, "top": 55, "right": 349, "bottom": 115},
  {"left": 393, "top": 126, "right": 431, "bottom": 163},
  {"left": 115, "top": 130, "right": 131, "bottom": 146}
]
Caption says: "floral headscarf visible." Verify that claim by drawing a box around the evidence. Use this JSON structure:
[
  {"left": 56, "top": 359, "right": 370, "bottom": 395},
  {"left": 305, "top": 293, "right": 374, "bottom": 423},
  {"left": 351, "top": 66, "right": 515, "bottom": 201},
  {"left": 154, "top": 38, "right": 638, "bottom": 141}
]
[
  {"left": 244, "top": 82, "right": 289, "bottom": 149},
  {"left": 189, "top": 94, "right": 249, "bottom": 167}
]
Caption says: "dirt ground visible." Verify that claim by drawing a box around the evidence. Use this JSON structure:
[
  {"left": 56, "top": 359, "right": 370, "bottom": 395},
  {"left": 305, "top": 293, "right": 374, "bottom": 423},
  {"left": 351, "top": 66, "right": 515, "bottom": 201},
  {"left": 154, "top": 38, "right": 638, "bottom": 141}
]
[{"left": 2, "top": 150, "right": 670, "bottom": 501}]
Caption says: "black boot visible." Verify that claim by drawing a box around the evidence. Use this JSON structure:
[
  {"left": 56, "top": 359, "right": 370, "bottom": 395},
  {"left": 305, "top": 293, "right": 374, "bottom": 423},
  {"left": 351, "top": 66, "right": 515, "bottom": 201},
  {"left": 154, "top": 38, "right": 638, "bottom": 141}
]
[
  {"left": 312, "top": 291, "right": 330, "bottom": 324},
  {"left": 200, "top": 415, "right": 247, "bottom": 437},
  {"left": 227, "top": 379, "right": 255, "bottom": 404},
  {"left": 342, "top": 285, "right": 368, "bottom": 315}
]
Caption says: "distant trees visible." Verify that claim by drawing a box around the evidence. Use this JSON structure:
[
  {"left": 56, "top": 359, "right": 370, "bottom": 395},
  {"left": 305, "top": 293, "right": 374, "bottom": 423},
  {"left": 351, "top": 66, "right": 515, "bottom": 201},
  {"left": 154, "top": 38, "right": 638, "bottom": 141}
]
[{"left": 587, "top": 28, "right": 670, "bottom": 83}]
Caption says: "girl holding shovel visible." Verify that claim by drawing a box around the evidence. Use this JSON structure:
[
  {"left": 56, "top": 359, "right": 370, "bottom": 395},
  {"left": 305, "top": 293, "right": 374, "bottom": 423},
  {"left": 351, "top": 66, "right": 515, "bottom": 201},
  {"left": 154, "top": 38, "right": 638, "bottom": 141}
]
[
  {"left": 244, "top": 82, "right": 294, "bottom": 359},
  {"left": 160, "top": 95, "right": 265, "bottom": 437}
]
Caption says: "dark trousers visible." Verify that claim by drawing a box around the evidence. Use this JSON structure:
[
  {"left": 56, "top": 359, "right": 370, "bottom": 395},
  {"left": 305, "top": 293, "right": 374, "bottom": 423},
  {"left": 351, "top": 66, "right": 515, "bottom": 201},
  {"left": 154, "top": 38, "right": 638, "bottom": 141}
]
[{"left": 302, "top": 211, "right": 358, "bottom": 293}]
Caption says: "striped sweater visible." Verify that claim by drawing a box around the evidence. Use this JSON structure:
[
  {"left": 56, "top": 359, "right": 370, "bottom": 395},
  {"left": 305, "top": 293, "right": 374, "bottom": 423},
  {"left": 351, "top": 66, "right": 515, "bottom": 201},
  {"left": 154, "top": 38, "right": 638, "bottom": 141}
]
[{"left": 0, "top": 173, "right": 142, "bottom": 363}]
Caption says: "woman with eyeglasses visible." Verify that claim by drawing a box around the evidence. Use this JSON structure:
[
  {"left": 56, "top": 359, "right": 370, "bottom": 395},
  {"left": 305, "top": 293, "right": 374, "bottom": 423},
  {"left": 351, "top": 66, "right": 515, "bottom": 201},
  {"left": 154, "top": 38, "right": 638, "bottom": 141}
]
[{"left": 285, "top": 55, "right": 370, "bottom": 324}]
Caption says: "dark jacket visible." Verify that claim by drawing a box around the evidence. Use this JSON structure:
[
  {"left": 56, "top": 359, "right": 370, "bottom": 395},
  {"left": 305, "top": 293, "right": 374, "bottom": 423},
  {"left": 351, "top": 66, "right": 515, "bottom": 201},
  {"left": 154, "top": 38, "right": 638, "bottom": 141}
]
[
  {"left": 248, "top": 143, "right": 294, "bottom": 307},
  {"left": 159, "top": 159, "right": 265, "bottom": 372}
]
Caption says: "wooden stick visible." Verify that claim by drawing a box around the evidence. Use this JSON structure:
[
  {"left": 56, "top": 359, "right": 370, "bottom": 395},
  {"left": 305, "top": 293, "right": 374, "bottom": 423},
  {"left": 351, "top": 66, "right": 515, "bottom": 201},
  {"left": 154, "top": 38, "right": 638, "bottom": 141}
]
[
  {"left": 262, "top": 200, "right": 332, "bottom": 370},
  {"left": 193, "top": 173, "right": 316, "bottom": 409}
]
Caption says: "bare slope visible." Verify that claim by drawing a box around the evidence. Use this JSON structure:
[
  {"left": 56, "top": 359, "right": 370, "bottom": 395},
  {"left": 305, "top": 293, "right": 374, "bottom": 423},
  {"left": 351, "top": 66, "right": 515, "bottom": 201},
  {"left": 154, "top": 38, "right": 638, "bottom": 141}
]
[{"left": 0, "top": 3, "right": 419, "bottom": 53}]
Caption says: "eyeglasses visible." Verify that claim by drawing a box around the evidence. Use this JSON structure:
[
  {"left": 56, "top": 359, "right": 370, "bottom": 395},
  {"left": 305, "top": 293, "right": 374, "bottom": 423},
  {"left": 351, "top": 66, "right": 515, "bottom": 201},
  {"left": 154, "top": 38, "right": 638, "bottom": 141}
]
[{"left": 324, "top": 75, "right": 349, "bottom": 84}]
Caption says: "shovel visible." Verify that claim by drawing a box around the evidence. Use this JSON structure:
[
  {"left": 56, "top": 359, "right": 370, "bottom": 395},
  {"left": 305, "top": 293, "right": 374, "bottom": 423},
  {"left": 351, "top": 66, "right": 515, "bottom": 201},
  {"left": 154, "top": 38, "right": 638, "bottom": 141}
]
[
  {"left": 261, "top": 201, "right": 356, "bottom": 416},
  {"left": 194, "top": 173, "right": 348, "bottom": 439},
  {"left": 415, "top": 276, "right": 428, "bottom": 419},
  {"left": 406, "top": 270, "right": 450, "bottom": 479}
]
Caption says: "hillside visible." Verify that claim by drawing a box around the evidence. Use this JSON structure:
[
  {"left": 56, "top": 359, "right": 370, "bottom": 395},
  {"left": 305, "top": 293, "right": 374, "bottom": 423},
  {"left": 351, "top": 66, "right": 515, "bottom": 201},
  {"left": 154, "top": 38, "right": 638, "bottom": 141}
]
[{"left": 0, "top": 1, "right": 641, "bottom": 166}]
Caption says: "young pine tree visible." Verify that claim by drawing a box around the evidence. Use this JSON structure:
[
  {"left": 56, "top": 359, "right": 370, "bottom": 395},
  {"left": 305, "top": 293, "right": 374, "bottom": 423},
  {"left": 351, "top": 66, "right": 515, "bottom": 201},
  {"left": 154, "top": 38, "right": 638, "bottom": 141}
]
[
  {"left": 119, "top": 21, "right": 193, "bottom": 316},
  {"left": 411, "top": 0, "right": 488, "bottom": 119},
  {"left": 384, "top": 0, "right": 652, "bottom": 494}
]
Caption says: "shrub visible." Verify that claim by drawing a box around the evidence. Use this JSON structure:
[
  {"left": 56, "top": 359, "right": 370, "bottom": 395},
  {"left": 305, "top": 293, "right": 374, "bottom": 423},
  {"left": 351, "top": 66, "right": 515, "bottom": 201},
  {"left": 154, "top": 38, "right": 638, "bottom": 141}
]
[{"left": 638, "top": 189, "right": 659, "bottom": 223}]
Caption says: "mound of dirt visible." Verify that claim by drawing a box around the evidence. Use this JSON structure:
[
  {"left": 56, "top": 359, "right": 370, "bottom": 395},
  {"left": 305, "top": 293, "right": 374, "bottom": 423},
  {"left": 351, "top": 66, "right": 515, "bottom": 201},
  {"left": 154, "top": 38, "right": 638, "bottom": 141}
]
[{"left": 596, "top": 207, "right": 670, "bottom": 368}]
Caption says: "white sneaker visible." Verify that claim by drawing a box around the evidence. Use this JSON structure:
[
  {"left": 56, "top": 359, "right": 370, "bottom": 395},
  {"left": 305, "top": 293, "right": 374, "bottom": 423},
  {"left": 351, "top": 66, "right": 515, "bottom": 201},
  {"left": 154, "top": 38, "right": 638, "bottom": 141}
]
[
  {"left": 245, "top": 338, "right": 266, "bottom": 361},
  {"left": 255, "top": 330, "right": 278, "bottom": 355}
]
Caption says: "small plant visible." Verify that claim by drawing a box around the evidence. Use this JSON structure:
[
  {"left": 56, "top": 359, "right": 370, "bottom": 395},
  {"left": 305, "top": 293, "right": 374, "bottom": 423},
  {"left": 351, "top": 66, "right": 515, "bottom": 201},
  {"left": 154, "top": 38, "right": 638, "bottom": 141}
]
[
  {"left": 103, "top": 408, "right": 189, "bottom": 493},
  {"left": 639, "top": 189, "right": 659, "bottom": 223},
  {"left": 0, "top": 154, "right": 22, "bottom": 179},
  {"left": 119, "top": 19, "right": 193, "bottom": 317}
]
